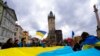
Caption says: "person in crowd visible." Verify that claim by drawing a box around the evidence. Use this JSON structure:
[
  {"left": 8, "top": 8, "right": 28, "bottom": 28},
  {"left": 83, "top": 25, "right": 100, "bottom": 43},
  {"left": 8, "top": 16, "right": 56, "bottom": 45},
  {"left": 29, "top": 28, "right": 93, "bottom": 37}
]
[
  {"left": 66, "top": 38, "right": 74, "bottom": 48},
  {"left": 13, "top": 39, "right": 19, "bottom": 47},
  {"left": 26, "top": 40, "right": 32, "bottom": 47},
  {"left": 40, "top": 40, "right": 46, "bottom": 48},
  {"left": 63, "top": 39, "right": 68, "bottom": 46},
  {"left": 0, "top": 42, "right": 2, "bottom": 46},
  {"left": 73, "top": 43, "right": 81, "bottom": 51},
  {"left": 34, "top": 38, "right": 40, "bottom": 46},
  {"left": 31, "top": 39, "right": 35, "bottom": 46},
  {"left": 79, "top": 32, "right": 100, "bottom": 50},
  {"left": 1, "top": 38, "right": 13, "bottom": 49},
  {"left": 73, "top": 36, "right": 81, "bottom": 51},
  {"left": 18, "top": 38, "right": 26, "bottom": 47},
  {"left": 79, "top": 32, "right": 90, "bottom": 49},
  {"left": 94, "top": 41, "right": 100, "bottom": 50}
]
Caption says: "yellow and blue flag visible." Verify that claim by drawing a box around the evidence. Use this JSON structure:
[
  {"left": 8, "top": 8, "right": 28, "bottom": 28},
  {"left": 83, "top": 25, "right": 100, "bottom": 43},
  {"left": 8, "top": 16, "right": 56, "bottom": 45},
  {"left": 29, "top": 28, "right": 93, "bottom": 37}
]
[{"left": 36, "top": 31, "right": 46, "bottom": 37}]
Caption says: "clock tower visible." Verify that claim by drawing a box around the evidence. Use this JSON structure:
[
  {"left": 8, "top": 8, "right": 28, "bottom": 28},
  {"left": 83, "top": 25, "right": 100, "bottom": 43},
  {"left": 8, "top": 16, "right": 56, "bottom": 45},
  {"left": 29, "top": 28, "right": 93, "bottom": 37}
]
[{"left": 47, "top": 11, "right": 56, "bottom": 44}]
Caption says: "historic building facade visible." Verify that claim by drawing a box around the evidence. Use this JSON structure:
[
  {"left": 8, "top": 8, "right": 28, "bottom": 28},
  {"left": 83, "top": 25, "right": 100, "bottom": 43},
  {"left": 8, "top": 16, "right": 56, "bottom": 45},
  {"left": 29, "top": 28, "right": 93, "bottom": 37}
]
[
  {"left": 55, "top": 30, "right": 63, "bottom": 45},
  {"left": 22, "top": 31, "right": 29, "bottom": 43},
  {"left": 0, "top": 1, "right": 17, "bottom": 43},
  {"left": 14, "top": 24, "right": 23, "bottom": 41}
]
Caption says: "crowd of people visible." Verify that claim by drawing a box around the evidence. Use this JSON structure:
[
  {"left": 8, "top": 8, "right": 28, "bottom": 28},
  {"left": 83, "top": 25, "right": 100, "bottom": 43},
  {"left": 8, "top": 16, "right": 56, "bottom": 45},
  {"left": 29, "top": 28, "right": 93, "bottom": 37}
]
[
  {"left": 64, "top": 32, "right": 100, "bottom": 51},
  {"left": 0, "top": 32, "right": 100, "bottom": 51},
  {"left": 0, "top": 37, "right": 46, "bottom": 49}
]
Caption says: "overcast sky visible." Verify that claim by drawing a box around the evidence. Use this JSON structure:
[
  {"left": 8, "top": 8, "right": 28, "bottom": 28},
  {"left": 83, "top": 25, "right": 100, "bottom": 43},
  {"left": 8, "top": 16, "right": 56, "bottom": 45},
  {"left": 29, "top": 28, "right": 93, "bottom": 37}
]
[{"left": 4, "top": 0, "right": 100, "bottom": 39}]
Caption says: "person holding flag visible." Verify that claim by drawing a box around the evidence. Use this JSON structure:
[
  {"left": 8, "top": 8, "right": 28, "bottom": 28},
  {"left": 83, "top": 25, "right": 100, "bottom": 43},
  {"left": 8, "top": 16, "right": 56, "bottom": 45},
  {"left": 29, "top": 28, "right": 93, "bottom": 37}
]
[{"left": 36, "top": 30, "right": 47, "bottom": 47}]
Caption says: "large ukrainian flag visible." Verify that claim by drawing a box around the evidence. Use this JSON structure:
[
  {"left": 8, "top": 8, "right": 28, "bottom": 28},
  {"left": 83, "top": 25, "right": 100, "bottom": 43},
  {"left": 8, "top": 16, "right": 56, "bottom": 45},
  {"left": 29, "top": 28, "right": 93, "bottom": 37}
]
[
  {"left": 0, "top": 46, "right": 63, "bottom": 56},
  {"left": 36, "top": 31, "right": 46, "bottom": 38}
]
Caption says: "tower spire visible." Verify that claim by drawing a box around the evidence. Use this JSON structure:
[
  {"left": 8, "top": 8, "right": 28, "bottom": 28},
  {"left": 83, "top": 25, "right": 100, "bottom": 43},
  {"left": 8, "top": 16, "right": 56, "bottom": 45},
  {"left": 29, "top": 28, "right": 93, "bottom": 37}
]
[
  {"left": 48, "top": 11, "right": 55, "bottom": 18},
  {"left": 94, "top": 5, "right": 100, "bottom": 28},
  {"left": 49, "top": 11, "right": 53, "bottom": 16}
]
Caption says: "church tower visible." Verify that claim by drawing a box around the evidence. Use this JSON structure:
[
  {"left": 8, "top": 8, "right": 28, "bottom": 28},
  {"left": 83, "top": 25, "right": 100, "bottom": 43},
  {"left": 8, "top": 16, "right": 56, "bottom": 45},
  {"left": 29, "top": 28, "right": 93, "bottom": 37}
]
[
  {"left": 94, "top": 5, "right": 100, "bottom": 39},
  {"left": 47, "top": 11, "right": 56, "bottom": 43}
]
